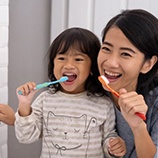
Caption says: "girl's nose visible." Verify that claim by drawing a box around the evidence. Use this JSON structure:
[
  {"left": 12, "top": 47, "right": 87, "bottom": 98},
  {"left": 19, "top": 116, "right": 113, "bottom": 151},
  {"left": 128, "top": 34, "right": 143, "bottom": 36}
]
[{"left": 63, "top": 60, "right": 75, "bottom": 69}]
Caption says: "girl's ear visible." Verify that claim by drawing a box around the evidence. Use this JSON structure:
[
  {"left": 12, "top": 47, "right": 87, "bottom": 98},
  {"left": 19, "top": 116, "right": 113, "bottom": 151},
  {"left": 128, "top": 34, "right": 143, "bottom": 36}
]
[{"left": 141, "top": 55, "right": 157, "bottom": 74}]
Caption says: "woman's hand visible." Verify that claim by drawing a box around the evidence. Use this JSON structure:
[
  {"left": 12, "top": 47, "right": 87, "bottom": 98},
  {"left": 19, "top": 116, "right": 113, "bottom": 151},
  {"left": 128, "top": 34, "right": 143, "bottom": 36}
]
[
  {"left": 118, "top": 88, "right": 148, "bottom": 128},
  {"left": 16, "top": 82, "right": 37, "bottom": 116},
  {"left": 0, "top": 104, "right": 15, "bottom": 125}
]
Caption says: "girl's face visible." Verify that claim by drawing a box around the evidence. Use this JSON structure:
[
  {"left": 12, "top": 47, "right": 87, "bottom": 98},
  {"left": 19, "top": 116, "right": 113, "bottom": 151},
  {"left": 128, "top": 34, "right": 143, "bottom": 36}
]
[
  {"left": 54, "top": 47, "right": 91, "bottom": 94},
  {"left": 97, "top": 27, "right": 150, "bottom": 92}
]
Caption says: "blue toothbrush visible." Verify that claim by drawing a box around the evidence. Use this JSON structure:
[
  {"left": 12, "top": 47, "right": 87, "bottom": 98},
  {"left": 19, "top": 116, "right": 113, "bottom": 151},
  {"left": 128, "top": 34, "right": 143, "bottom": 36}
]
[{"left": 18, "top": 76, "right": 68, "bottom": 95}]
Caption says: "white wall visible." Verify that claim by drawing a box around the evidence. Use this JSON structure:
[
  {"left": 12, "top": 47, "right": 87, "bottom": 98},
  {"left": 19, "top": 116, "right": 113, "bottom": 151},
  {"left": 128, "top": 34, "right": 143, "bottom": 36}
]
[
  {"left": 51, "top": 0, "right": 127, "bottom": 41},
  {"left": 0, "top": 0, "right": 8, "bottom": 106},
  {"left": 51, "top": 0, "right": 158, "bottom": 42},
  {"left": 0, "top": 0, "right": 9, "bottom": 157}
]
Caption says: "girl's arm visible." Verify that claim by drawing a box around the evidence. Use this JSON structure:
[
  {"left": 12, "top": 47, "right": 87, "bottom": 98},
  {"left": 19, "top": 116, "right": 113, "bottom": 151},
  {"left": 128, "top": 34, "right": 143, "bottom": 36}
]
[
  {"left": 15, "top": 93, "right": 43, "bottom": 144},
  {"left": 103, "top": 101, "right": 125, "bottom": 157},
  {"left": 15, "top": 82, "right": 42, "bottom": 143}
]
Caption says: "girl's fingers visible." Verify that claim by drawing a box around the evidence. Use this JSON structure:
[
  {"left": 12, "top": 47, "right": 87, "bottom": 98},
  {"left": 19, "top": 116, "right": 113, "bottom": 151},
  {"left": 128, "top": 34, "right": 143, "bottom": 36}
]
[
  {"left": 108, "top": 138, "right": 126, "bottom": 156},
  {"left": 17, "top": 82, "right": 36, "bottom": 95}
]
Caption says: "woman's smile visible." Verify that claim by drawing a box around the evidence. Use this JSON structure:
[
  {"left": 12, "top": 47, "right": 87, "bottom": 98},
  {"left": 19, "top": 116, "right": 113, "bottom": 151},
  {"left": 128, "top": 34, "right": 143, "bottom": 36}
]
[{"left": 98, "top": 27, "right": 147, "bottom": 92}]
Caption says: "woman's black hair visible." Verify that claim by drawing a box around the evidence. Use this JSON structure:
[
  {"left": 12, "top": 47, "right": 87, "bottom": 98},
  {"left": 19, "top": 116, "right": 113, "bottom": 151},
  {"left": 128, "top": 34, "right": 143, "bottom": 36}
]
[
  {"left": 101, "top": 9, "right": 158, "bottom": 96},
  {"left": 48, "top": 27, "right": 105, "bottom": 96}
]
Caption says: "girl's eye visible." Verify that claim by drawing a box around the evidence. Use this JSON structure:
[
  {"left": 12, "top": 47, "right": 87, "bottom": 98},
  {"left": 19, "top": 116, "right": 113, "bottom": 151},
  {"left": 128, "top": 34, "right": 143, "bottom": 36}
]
[
  {"left": 58, "top": 57, "right": 66, "bottom": 60},
  {"left": 75, "top": 58, "right": 84, "bottom": 61}
]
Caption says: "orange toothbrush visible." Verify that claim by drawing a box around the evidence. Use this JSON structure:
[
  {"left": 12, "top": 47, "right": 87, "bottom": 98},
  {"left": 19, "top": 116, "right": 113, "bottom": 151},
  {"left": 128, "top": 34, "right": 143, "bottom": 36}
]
[{"left": 98, "top": 75, "right": 146, "bottom": 121}]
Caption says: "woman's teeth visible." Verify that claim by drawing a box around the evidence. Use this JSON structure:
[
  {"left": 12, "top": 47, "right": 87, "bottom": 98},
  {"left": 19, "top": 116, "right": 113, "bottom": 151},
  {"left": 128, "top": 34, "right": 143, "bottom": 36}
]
[{"left": 104, "top": 71, "right": 120, "bottom": 77}]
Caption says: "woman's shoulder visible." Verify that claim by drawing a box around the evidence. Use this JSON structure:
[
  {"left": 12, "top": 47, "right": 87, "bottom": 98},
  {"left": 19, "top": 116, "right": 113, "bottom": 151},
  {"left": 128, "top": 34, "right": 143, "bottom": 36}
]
[
  {"left": 149, "top": 86, "right": 158, "bottom": 95},
  {"left": 146, "top": 86, "right": 158, "bottom": 109},
  {"left": 146, "top": 86, "right": 158, "bottom": 134}
]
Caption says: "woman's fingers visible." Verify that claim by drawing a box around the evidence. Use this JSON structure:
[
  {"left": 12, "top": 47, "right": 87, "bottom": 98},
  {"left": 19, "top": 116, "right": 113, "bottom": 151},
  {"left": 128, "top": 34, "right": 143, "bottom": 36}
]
[{"left": 119, "top": 90, "right": 147, "bottom": 116}]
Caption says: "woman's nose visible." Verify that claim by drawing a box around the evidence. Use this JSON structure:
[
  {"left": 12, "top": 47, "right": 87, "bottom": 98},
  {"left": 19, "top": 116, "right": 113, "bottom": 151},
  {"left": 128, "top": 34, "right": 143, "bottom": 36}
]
[{"left": 105, "top": 54, "right": 119, "bottom": 68}]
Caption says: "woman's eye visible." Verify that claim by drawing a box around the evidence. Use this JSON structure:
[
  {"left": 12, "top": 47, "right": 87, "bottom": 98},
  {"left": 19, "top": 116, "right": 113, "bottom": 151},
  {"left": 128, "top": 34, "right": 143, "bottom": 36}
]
[
  {"left": 102, "top": 46, "right": 110, "bottom": 52},
  {"left": 121, "top": 52, "right": 132, "bottom": 57}
]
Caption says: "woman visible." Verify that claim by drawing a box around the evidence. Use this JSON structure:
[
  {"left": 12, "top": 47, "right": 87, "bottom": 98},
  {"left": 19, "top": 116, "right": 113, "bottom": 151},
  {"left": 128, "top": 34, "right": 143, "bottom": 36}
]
[{"left": 97, "top": 9, "right": 158, "bottom": 158}]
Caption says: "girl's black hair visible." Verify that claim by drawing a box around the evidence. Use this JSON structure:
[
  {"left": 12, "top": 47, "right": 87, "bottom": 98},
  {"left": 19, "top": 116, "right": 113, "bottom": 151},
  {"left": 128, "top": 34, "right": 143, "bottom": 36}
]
[
  {"left": 101, "top": 9, "right": 158, "bottom": 96},
  {"left": 48, "top": 27, "right": 105, "bottom": 96}
]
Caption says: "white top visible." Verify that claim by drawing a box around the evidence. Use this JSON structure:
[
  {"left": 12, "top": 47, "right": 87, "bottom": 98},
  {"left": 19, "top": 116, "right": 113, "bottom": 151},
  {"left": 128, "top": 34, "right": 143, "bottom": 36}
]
[{"left": 15, "top": 90, "right": 117, "bottom": 158}]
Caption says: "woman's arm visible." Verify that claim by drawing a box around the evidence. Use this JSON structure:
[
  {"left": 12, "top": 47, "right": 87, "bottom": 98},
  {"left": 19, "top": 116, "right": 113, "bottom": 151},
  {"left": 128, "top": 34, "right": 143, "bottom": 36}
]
[
  {"left": 118, "top": 88, "right": 156, "bottom": 158},
  {"left": 132, "top": 122, "right": 156, "bottom": 158}
]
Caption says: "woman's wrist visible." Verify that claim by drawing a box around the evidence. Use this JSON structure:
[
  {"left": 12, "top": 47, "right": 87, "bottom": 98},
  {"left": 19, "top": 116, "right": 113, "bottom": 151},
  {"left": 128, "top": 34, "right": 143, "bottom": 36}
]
[{"left": 131, "top": 121, "right": 147, "bottom": 136}]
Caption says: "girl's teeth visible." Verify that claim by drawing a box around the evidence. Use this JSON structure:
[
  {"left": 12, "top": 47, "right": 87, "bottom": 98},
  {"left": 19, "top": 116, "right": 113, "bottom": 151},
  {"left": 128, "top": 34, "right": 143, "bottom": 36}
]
[{"left": 64, "top": 73, "right": 74, "bottom": 76}]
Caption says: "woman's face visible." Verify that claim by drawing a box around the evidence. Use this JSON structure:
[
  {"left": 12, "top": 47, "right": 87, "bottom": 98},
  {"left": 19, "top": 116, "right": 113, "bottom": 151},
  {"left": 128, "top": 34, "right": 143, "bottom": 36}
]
[{"left": 97, "top": 27, "right": 148, "bottom": 92}]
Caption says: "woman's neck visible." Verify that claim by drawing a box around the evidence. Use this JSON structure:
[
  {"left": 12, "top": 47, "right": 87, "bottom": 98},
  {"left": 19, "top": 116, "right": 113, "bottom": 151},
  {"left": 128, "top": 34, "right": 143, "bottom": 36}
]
[{"left": 111, "top": 94, "right": 120, "bottom": 110}]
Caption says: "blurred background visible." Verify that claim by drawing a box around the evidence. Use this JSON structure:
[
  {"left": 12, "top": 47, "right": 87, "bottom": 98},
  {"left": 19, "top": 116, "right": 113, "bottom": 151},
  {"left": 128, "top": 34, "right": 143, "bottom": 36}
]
[{"left": 0, "top": 0, "right": 157, "bottom": 157}]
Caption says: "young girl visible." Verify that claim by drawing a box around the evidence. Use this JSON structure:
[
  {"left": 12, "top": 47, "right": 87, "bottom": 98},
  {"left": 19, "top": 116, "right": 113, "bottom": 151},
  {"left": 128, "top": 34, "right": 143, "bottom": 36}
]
[
  {"left": 98, "top": 9, "right": 158, "bottom": 158},
  {"left": 15, "top": 27, "right": 126, "bottom": 158}
]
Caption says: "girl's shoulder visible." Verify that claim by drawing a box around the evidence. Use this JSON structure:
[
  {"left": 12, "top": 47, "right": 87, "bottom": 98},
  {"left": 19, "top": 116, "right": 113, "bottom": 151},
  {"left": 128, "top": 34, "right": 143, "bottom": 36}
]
[
  {"left": 87, "top": 93, "right": 113, "bottom": 107},
  {"left": 34, "top": 90, "right": 57, "bottom": 100}
]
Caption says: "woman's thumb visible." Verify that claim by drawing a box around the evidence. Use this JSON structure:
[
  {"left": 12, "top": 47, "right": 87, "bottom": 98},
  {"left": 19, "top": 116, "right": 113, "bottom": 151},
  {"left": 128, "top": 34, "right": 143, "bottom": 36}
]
[{"left": 119, "top": 88, "right": 127, "bottom": 95}]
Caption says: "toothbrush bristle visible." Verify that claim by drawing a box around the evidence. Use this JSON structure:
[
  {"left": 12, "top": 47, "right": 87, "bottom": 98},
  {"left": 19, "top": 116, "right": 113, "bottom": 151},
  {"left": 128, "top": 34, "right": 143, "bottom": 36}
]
[
  {"left": 98, "top": 75, "right": 109, "bottom": 85},
  {"left": 60, "top": 76, "right": 68, "bottom": 82}
]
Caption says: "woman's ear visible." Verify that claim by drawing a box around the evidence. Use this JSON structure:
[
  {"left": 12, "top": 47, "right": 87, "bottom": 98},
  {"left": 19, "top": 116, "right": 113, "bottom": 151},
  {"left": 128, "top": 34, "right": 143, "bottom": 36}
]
[{"left": 141, "top": 55, "right": 157, "bottom": 74}]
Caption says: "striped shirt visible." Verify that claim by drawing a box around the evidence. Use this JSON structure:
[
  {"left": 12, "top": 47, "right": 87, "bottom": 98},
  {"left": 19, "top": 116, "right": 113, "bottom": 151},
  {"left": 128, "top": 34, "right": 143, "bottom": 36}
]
[{"left": 15, "top": 90, "right": 117, "bottom": 158}]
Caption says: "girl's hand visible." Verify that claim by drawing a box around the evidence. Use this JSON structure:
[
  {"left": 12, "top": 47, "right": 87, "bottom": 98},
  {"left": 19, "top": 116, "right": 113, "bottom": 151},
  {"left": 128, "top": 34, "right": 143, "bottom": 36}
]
[
  {"left": 108, "top": 137, "right": 126, "bottom": 157},
  {"left": 16, "top": 82, "right": 37, "bottom": 116},
  {"left": 118, "top": 88, "right": 148, "bottom": 128}
]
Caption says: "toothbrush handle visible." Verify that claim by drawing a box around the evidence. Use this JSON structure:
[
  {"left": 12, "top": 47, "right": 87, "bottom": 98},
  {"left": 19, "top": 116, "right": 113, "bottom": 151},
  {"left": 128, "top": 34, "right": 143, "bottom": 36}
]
[
  {"left": 135, "top": 112, "right": 146, "bottom": 121},
  {"left": 17, "top": 78, "right": 65, "bottom": 95},
  {"left": 35, "top": 83, "right": 48, "bottom": 90},
  {"left": 18, "top": 91, "right": 23, "bottom": 95},
  {"left": 18, "top": 83, "right": 48, "bottom": 95}
]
